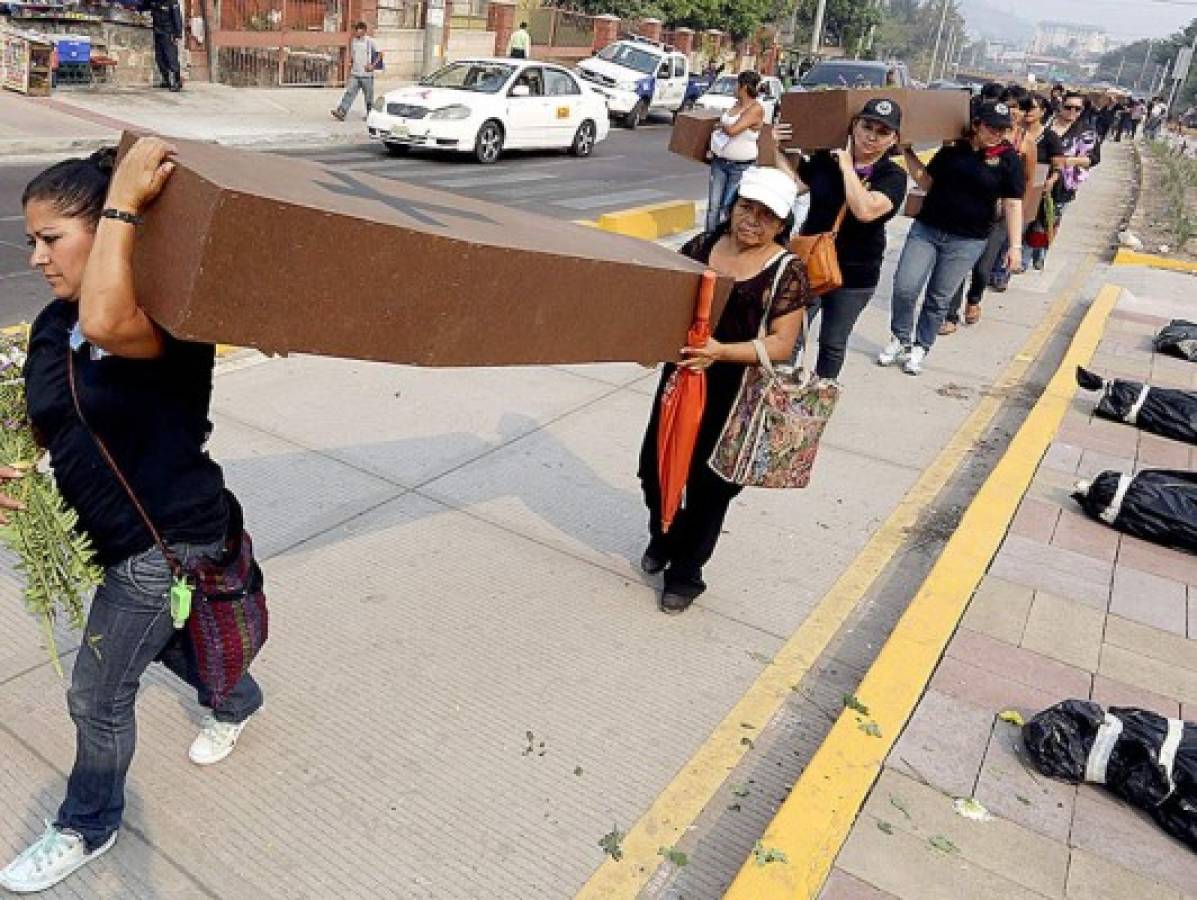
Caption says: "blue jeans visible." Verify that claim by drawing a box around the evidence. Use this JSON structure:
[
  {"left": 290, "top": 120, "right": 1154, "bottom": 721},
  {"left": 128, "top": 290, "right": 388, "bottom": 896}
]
[
  {"left": 56, "top": 540, "right": 263, "bottom": 851},
  {"left": 337, "top": 74, "right": 374, "bottom": 116},
  {"left": 706, "top": 157, "right": 751, "bottom": 233},
  {"left": 792, "top": 286, "right": 877, "bottom": 380},
  {"left": 889, "top": 220, "right": 987, "bottom": 352}
]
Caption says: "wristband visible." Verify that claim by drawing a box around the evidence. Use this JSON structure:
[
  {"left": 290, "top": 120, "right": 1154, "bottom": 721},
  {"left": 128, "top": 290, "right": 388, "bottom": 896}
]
[{"left": 100, "top": 208, "right": 143, "bottom": 226}]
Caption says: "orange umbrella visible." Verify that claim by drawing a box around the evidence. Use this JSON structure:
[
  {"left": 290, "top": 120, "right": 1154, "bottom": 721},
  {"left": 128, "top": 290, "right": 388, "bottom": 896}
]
[{"left": 657, "top": 270, "right": 718, "bottom": 533}]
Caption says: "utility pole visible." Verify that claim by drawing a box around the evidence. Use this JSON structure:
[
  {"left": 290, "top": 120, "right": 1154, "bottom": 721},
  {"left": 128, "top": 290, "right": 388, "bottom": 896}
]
[
  {"left": 927, "top": 0, "right": 950, "bottom": 83},
  {"left": 1136, "top": 40, "right": 1154, "bottom": 92},
  {"left": 1114, "top": 54, "right": 1125, "bottom": 87},
  {"left": 810, "top": 0, "right": 828, "bottom": 57},
  {"left": 1167, "top": 33, "right": 1197, "bottom": 114},
  {"left": 421, "top": 0, "right": 447, "bottom": 77}
]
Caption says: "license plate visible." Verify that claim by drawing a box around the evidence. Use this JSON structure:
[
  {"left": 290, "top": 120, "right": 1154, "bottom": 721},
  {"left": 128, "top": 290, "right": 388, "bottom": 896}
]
[{"left": 390, "top": 124, "right": 409, "bottom": 138}]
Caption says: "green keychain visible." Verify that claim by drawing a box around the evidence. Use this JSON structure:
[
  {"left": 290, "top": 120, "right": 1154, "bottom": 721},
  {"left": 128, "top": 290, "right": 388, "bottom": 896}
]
[{"left": 170, "top": 576, "right": 193, "bottom": 630}]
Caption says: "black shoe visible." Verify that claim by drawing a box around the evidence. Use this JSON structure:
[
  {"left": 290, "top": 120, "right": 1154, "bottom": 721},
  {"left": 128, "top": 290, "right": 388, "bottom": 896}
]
[
  {"left": 641, "top": 550, "right": 667, "bottom": 575},
  {"left": 169, "top": 82, "right": 182, "bottom": 92},
  {"left": 1033, "top": 258, "right": 1044, "bottom": 270},
  {"left": 660, "top": 588, "right": 696, "bottom": 615},
  {"left": 660, "top": 569, "right": 705, "bottom": 615}
]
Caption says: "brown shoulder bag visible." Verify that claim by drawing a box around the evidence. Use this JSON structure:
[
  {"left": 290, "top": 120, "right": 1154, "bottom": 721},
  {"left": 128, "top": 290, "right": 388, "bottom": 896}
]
[{"left": 788, "top": 203, "right": 847, "bottom": 297}]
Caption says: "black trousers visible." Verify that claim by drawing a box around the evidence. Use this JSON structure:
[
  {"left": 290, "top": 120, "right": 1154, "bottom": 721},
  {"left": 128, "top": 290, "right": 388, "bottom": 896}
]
[
  {"left": 946, "top": 218, "right": 1007, "bottom": 322},
  {"left": 153, "top": 30, "right": 181, "bottom": 85},
  {"left": 639, "top": 362, "right": 744, "bottom": 598}
]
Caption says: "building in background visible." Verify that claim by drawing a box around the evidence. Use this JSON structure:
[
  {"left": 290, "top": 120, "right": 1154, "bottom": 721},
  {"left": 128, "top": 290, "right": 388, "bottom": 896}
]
[{"left": 1031, "top": 21, "right": 1107, "bottom": 59}]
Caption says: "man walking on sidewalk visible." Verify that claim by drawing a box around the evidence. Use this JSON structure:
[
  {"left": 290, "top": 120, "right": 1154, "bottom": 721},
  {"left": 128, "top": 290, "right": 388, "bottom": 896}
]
[
  {"left": 507, "top": 22, "right": 532, "bottom": 59},
  {"left": 139, "top": 0, "right": 183, "bottom": 91},
  {"left": 332, "top": 23, "right": 380, "bottom": 121}
]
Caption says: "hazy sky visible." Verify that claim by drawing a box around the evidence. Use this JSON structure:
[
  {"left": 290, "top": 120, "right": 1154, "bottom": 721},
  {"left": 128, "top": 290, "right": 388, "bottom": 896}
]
[{"left": 1000, "top": 0, "right": 1195, "bottom": 40}]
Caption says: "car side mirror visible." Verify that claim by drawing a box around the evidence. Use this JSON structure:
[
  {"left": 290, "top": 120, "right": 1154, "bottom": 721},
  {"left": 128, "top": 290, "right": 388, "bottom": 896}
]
[
  {"left": 511, "top": 84, "right": 531, "bottom": 97},
  {"left": 658, "top": 64, "right": 670, "bottom": 78}
]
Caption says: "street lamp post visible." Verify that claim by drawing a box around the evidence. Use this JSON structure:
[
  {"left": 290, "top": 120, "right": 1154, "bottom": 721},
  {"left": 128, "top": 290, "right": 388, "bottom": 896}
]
[
  {"left": 810, "top": 0, "right": 828, "bottom": 56},
  {"left": 1136, "top": 40, "right": 1154, "bottom": 92}
]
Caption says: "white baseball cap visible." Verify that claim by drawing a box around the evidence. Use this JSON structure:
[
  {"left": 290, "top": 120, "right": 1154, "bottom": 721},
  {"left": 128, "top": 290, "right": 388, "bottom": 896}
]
[{"left": 736, "top": 166, "right": 798, "bottom": 221}]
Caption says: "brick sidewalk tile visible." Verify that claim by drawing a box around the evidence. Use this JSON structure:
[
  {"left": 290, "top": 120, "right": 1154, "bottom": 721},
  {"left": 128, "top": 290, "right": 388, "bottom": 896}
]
[
  {"left": 1110, "top": 565, "right": 1188, "bottom": 635},
  {"left": 820, "top": 869, "right": 899, "bottom": 900},
  {"left": 1009, "top": 495, "right": 1062, "bottom": 542},
  {"left": 890, "top": 689, "right": 993, "bottom": 799},
  {"left": 961, "top": 576, "right": 1033, "bottom": 646},
  {"left": 1066, "top": 847, "right": 1186, "bottom": 900},
  {"left": 990, "top": 534, "right": 1112, "bottom": 609},
  {"left": 1117, "top": 534, "right": 1197, "bottom": 586},
  {"left": 931, "top": 654, "right": 1079, "bottom": 719},
  {"left": 1051, "top": 508, "right": 1120, "bottom": 564},
  {"left": 1098, "top": 644, "right": 1197, "bottom": 707},
  {"left": 947, "top": 628, "right": 1093, "bottom": 697},
  {"left": 974, "top": 716, "right": 1077, "bottom": 844},
  {"left": 1137, "top": 433, "right": 1191, "bottom": 469},
  {"left": 1020, "top": 590, "right": 1105, "bottom": 671},
  {"left": 1041, "top": 441, "right": 1083, "bottom": 475},
  {"left": 1091, "top": 674, "right": 1182, "bottom": 719}
]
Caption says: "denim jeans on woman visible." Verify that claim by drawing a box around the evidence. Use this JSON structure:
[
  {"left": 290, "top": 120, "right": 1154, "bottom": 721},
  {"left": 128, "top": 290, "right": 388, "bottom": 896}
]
[
  {"left": 889, "top": 220, "right": 987, "bottom": 352},
  {"left": 55, "top": 540, "right": 263, "bottom": 851},
  {"left": 789, "top": 286, "right": 877, "bottom": 380},
  {"left": 706, "top": 157, "right": 752, "bottom": 233}
]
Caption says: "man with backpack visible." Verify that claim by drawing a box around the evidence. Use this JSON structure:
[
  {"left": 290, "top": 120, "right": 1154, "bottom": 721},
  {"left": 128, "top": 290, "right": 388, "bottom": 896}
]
[{"left": 332, "top": 22, "right": 382, "bottom": 121}]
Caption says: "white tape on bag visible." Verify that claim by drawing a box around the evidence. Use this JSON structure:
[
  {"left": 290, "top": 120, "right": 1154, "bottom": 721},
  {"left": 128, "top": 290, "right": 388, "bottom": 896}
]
[{"left": 1084, "top": 713, "right": 1124, "bottom": 784}]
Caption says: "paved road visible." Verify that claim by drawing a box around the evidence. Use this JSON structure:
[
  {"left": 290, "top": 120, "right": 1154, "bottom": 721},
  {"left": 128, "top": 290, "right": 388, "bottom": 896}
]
[
  {"left": 276, "top": 121, "right": 708, "bottom": 220},
  {"left": 1, "top": 123, "right": 708, "bottom": 327}
]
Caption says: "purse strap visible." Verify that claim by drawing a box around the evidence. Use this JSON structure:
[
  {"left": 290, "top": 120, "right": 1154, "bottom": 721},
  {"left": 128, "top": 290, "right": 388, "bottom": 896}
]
[
  {"left": 830, "top": 202, "right": 848, "bottom": 235},
  {"left": 751, "top": 249, "right": 808, "bottom": 375},
  {"left": 67, "top": 345, "right": 185, "bottom": 580}
]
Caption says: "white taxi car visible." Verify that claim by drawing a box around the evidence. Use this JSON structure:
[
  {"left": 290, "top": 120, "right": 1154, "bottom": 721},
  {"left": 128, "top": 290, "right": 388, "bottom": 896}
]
[
  {"left": 367, "top": 58, "right": 611, "bottom": 164},
  {"left": 694, "top": 74, "right": 784, "bottom": 123}
]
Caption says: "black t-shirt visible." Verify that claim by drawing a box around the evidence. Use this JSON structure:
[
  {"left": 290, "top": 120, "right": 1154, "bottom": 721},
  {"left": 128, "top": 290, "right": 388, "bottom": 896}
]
[
  {"left": 24, "top": 300, "right": 228, "bottom": 566},
  {"left": 918, "top": 142, "right": 1025, "bottom": 240},
  {"left": 1036, "top": 128, "right": 1064, "bottom": 165},
  {"left": 798, "top": 151, "right": 908, "bottom": 289}
]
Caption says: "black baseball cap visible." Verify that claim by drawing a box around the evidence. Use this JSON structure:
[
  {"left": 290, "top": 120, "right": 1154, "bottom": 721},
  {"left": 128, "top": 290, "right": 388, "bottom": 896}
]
[
  {"left": 857, "top": 97, "right": 901, "bottom": 132},
  {"left": 975, "top": 100, "right": 1014, "bottom": 129}
]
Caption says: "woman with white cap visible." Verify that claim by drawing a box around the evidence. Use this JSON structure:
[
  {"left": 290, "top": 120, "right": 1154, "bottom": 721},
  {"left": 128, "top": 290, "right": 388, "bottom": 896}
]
[
  {"left": 878, "top": 99, "right": 1025, "bottom": 375},
  {"left": 639, "top": 166, "right": 814, "bottom": 614}
]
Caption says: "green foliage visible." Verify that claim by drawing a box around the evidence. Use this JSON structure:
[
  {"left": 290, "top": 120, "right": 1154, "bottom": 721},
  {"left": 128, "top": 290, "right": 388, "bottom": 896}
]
[
  {"left": 1096, "top": 21, "right": 1197, "bottom": 106},
  {"left": 1152, "top": 141, "right": 1197, "bottom": 250},
  {"left": 0, "top": 332, "right": 102, "bottom": 677}
]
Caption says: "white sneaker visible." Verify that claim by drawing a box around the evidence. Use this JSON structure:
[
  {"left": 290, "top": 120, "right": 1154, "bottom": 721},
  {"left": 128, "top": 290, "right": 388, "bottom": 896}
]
[
  {"left": 877, "top": 337, "right": 910, "bottom": 367},
  {"left": 189, "top": 714, "right": 252, "bottom": 766},
  {"left": 903, "top": 345, "right": 927, "bottom": 375},
  {"left": 0, "top": 823, "right": 115, "bottom": 893}
]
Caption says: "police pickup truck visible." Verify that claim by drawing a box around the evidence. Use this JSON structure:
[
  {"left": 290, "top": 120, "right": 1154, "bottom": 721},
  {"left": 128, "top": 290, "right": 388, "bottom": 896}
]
[{"left": 576, "top": 36, "right": 689, "bottom": 129}]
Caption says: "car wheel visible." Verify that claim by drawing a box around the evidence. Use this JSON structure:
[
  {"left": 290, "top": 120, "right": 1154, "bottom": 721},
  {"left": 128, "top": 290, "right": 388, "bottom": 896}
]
[
  {"left": 570, "top": 120, "right": 597, "bottom": 157},
  {"left": 475, "top": 120, "right": 504, "bottom": 164},
  {"left": 383, "top": 142, "right": 410, "bottom": 156},
  {"left": 624, "top": 99, "right": 647, "bottom": 129}
]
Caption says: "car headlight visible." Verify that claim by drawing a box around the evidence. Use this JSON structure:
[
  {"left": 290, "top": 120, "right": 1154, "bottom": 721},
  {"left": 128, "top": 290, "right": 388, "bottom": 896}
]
[
  {"left": 617, "top": 80, "right": 638, "bottom": 92},
  {"left": 429, "top": 104, "right": 471, "bottom": 121},
  {"left": 373, "top": 97, "right": 385, "bottom": 112}
]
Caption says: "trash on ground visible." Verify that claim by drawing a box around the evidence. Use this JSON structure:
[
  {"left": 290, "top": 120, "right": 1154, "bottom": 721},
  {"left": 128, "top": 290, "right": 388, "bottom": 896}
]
[
  {"left": 1073, "top": 469, "right": 1197, "bottom": 553},
  {"left": 1023, "top": 699, "right": 1197, "bottom": 851},
  {"left": 1077, "top": 367, "right": 1197, "bottom": 445},
  {"left": 953, "top": 797, "right": 993, "bottom": 821},
  {"left": 1155, "top": 319, "right": 1197, "bottom": 362},
  {"left": 998, "top": 709, "right": 1026, "bottom": 727}
]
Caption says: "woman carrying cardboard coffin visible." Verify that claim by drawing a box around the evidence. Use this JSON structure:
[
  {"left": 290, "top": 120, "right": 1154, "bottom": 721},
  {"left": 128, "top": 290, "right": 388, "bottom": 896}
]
[
  {"left": 0, "top": 138, "right": 267, "bottom": 894},
  {"left": 778, "top": 97, "right": 908, "bottom": 383},
  {"left": 879, "top": 100, "right": 1025, "bottom": 376},
  {"left": 639, "top": 167, "right": 815, "bottom": 614},
  {"left": 705, "top": 71, "right": 766, "bottom": 234}
]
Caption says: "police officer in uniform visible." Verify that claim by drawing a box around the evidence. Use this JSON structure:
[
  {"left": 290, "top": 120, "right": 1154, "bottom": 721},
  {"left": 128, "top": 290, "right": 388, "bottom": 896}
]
[{"left": 139, "top": 0, "right": 184, "bottom": 91}]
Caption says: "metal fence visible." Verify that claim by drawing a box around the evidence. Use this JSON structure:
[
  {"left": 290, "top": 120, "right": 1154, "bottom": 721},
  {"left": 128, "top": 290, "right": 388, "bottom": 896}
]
[{"left": 217, "top": 0, "right": 342, "bottom": 31}]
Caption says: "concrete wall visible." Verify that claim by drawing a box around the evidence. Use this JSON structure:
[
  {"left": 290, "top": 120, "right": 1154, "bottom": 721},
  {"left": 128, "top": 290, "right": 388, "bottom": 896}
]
[
  {"left": 374, "top": 27, "right": 496, "bottom": 82},
  {"left": 26, "top": 20, "right": 156, "bottom": 87}
]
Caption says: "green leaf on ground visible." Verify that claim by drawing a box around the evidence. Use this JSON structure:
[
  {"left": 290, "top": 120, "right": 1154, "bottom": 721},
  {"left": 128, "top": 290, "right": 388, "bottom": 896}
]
[
  {"left": 928, "top": 835, "right": 959, "bottom": 855},
  {"left": 573, "top": 766, "right": 584, "bottom": 777},
  {"left": 727, "top": 802, "right": 742, "bottom": 812},
  {"left": 1015, "top": 794, "right": 1032, "bottom": 806},
  {"left": 998, "top": 709, "right": 1026, "bottom": 727},
  {"left": 877, "top": 820, "right": 894, "bottom": 835},
  {"left": 747, "top": 651, "right": 773, "bottom": 665},
  {"left": 658, "top": 846, "right": 689, "bottom": 867},
  {"left": 731, "top": 783, "right": 751, "bottom": 798},
  {"left": 740, "top": 736, "right": 755, "bottom": 749},
  {"left": 843, "top": 694, "right": 870, "bottom": 716},
  {"left": 598, "top": 826, "right": 625, "bottom": 861},
  {"left": 859, "top": 720, "right": 882, "bottom": 738},
  {"left": 890, "top": 795, "right": 912, "bottom": 820},
  {"left": 752, "top": 841, "right": 789, "bottom": 867}
]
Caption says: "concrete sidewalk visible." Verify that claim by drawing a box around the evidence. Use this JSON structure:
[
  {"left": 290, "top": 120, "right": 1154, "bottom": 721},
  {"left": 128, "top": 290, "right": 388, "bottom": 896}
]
[
  {"left": 0, "top": 145, "right": 1135, "bottom": 899},
  {"left": 0, "top": 79, "right": 415, "bottom": 157},
  {"left": 782, "top": 266, "right": 1197, "bottom": 900}
]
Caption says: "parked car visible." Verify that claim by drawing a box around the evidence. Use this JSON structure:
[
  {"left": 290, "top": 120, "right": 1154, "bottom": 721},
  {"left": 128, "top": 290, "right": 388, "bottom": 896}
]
[
  {"left": 694, "top": 73, "right": 785, "bottom": 122},
  {"left": 788, "top": 59, "right": 913, "bottom": 91},
  {"left": 367, "top": 58, "right": 610, "bottom": 164},
  {"left": 576, "top": 35, "right": 689, "bottom": 128},
  {"left": 927, "top": 79, "right": 972, "bottom": 93}
]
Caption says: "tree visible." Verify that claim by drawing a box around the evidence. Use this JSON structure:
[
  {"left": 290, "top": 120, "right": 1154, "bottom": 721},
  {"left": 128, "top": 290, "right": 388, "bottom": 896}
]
[{"left": 1096, "top": 19, "right": 1197, "bottom": 107}]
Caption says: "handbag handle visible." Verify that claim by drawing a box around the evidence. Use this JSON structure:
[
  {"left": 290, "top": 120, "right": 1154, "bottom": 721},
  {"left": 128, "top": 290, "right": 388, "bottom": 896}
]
[
  {"left": 753, "top": 251, "right": 811, "bottom": 373},
  {"left": 830, "top": 202, "right": 848, "bottom": 236},
  {"left": 67, "top": 345, "right": 186, "bottom": 580}
]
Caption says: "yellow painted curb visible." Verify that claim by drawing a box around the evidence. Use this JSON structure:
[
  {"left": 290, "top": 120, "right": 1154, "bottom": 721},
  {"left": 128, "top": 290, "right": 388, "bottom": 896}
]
[
  {"left": 1113, "top": 248, "right": 1197, "bottom": 272},
  {"left": 574, "top": 250, "right": 1099, "bottom": 897},
  {"left": 724, "top": 283, "right": 1122, "bottom": 899},
  {"left": 594, "top": 200, "right": 697, "bottom": 240}
]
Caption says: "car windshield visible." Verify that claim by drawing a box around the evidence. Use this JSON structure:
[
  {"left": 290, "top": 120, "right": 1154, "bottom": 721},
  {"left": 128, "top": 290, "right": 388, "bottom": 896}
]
[
  {"left": 420, "top": 62, "right": 514, "bottom": 93},
  {"left": 707, "top": 75, "right": 738, "bottom": 96},
  {"left": 596, "top": 42, "right": 659, "bottom": 76},
  {"left": 800, "top": 63, "right": 885, "bottom": 88}
]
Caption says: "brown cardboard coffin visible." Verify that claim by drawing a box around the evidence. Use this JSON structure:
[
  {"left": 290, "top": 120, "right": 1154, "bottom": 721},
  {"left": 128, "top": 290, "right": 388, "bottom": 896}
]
[
  {"left": 778, "top": 88, "right": 969, "bottom": 151},
  {"left": 1023, "top": 162, "right": 1050, "bottom": 221},
  {"left": 668, "top": 110, "right": 778, "bottom": 167},
  {"left": 120, "top": 134, "right": 731, "bottom": 367}
]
